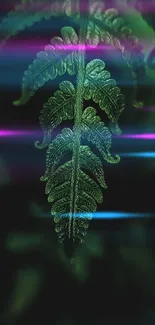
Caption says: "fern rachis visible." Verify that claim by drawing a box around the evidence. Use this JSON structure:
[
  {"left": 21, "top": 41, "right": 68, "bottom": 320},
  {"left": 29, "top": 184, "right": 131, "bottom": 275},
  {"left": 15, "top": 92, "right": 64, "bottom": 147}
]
[
  {"left": 1, "top": 0, "right": 127, "bottom": 253},
  {"left": 62, "top": 13, "right": 88, "bottom": 244}
]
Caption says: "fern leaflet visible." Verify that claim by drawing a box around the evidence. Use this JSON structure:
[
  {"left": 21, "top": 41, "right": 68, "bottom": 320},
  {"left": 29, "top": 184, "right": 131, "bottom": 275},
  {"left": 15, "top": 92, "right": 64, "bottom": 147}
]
[
  {"left": 0, "top": 0, "right": 78, "bottom": 50},
  {"left": 13, "top": 27, "right": 78, "bottom": 106},
  {"left": 40, "top": 127, "right": 108, "bottom": 244},
  {"left": 83, "top": 59, "right": 125, "bottom": 122},
  {"left": 35, "top": 80, "right": 76, "bottom": 148}
]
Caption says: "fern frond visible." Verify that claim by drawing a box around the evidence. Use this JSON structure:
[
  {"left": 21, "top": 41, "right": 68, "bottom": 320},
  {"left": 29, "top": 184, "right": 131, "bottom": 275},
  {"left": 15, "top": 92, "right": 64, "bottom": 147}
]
[
  {"left": 41, "top": 128, "right": 74, "bottom": 176},
  {"left": 86, "top": 1, "right": 105, "bottom": 46},
  {"left": 5, "top": 1, "right": 126, "bottom": 250},
  {"left": 83, "top": 59, "right": 125, "bottom": 122},
  {"left": 79, "top": 146, "right": 107, "bottom": 188},
  {"left": 35, "top": 81, "right": 76, "bottom": 148},
  {"left": 89, "top": 0, "right": 105, "bottom": 17},
  {"left": 86, "top": 7, "right": 145, "bottom": 107},
  {"left": 86, "top": 20, "right": 101, "bottom": 47},
  {"left": 41, "top": 151, "right": 105, "bottom": 244},
  {"left": 88, "top": 7, "right": 142, "bottom": 54},
  {"left": 13, "top": 26, "right": 78, "bottom": 106},
  {"left": 85, "top": 7, "right": 143, "bottom": 81},
  {"left": 42, "top": 127, "right": 107, "bottom": 189},
  {"left": 40, "top": 106, "right": 118, "bottom": 245},
  {"left": 0, "top": 1, "right": 65, "bottom": 50},
  {"left": 81, "top": 106, "right": 120, "bottom": 163},
  {"left": 42, "top": 159, "right": 103, "bottom": 202},
  {"left": 101, "top": 8, "right": 144, "bottom": 67},
  {"left": 64, "top": 0, "right": 104, "bottom": 21}
]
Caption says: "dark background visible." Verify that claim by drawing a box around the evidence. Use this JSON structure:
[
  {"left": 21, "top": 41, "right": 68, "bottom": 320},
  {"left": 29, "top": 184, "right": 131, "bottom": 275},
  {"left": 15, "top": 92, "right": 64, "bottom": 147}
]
[{"left": 0, "top": 1, "right": 155, "bottom": 325}]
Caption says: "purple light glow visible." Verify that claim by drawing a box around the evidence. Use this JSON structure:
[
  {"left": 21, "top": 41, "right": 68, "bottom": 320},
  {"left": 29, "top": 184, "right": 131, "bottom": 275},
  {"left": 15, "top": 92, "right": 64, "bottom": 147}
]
[
  {"left": 0, "top": 130, "right": 40, "bottom": 137},
  {"left": 1, "top": 130, "right": 155, "bottom": 140},
  {"left": 115, "top": 134, "right": 155, "bottom": 140},
  {"left": 1, "top": 41, "right": 144, "bottom": 58},
  {"left": 2, "top": 42, "right": 117, "bottom": 54},
  {"left": 1, "top": 2, "right": 155, "bottom": 13}
]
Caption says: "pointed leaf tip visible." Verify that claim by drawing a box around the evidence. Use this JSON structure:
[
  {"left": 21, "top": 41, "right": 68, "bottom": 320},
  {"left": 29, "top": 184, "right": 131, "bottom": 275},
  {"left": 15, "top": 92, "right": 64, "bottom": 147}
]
[
  {"left": 34, "top": 132, "right": 51, "bottom": 150},
  {"left": 13, "top": 99, "right": 21, "bottom": 106},
  {"left": 13, "top": 87, "right": 34, "bottom": 106},
  {"left": 13, "top": 98, "right": 28, "bottom": 106},
  {"left": 13, "top": 93, "right": 31, "bottom": 106}
]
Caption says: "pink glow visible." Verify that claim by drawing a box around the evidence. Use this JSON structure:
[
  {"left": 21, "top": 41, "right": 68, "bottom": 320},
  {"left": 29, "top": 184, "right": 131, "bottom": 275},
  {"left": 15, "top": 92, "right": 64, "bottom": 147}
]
[
  {"left": 1, "top": 40, "right": 143, "bottom": 56},
  {"left": 1, "top": 130, "right": 155, "bottom": 140},
  {"left": 116, "top": 134, "right": 155, "bottom": 140},
  {"left": 0, "top": 130, "right": 40, "bottom": 137},
  {"left": 1, "top": 2, "right": 155, "bottom": 13},
  {"left": 2, "top": 42, "right": 116, "bottom": 53}
]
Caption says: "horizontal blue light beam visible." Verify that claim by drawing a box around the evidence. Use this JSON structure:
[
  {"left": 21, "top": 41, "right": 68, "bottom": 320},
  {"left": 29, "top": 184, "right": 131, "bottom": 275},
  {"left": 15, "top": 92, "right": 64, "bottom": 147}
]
[
  {"left": 40, "top": 212, "right": 154, "bottom": 219},
  {"left": 119, "top": 152, "right": 155, "bottom": 158}
]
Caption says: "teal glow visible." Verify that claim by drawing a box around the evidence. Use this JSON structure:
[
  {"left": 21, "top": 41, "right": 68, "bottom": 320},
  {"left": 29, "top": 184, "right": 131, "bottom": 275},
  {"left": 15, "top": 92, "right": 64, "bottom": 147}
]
[{"left": 120, "top": 152, "right": 155, "bottom": 158}]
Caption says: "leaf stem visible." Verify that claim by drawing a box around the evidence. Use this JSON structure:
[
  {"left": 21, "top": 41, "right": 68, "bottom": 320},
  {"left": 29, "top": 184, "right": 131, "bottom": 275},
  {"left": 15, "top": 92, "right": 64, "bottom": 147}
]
[{"left": 69, "top": 0, "right": 89, "bottom": 240}]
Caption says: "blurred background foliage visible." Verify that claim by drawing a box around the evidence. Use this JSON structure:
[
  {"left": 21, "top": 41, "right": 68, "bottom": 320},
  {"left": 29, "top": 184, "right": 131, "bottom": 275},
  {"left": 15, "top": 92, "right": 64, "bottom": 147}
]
[{"left": 0, "top": 0, "right": 155, "bottom": 325}]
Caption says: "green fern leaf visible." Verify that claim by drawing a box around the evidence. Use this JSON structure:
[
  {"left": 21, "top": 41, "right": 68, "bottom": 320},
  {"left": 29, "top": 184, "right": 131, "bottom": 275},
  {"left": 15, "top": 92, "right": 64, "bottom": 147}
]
[
  {"left": 101, "top": 8, "right": 143, "bottom": 62},
  {"left": 79, "top": 146, "right": 107, "bottom": 188},
  {"left": 86, "top": 21, "right": 101, "bottom": 47},
  {"left": 100, "top": 8, "right": 144, "bottom": 108},
  {"left": 64, "top": 0, "right": 104, "bottom": 20},
  {"left": 89, "top": 7, "right": 141, "bottom": 52},
  {"left": 62, "top": 0, "right": 80, "bottom": 18},
  {"left": 13, "top": 27, "right": 78, "bottom": 106},
  {"left": 86, "top": 7, "right": 142, "bottom": 69},
  {"left": 42, "top": 161, "right": 96, "bottom": 243},
  {"left": 42, "top": 159, "right": 103, "bottom": 202},
  {"left": 42, "top": 133, "right": 106, "bottom": 189},
  {"left": 40, "top": 108, "right": 118, "bottom": 245},
  {"left": 0, "top": 1, "right": 65, "bottom": 50},
  {"left": 87, "top": 7, "right": 144, "bottom": 104},
  {"left": 83, "top": 59, "right": 125, "bottom": 122},
  {"left": 3, "top": 0, "right": 126, "bottom": 254},
  {"left": 86, "top": 1, "right": 104, "bottom": 46},
  {"left": 41, "top": 127, "right": 106, "bottom": 189},
  {"left": 41, "top": 128, "right": 74, "bottom": 178},
  {"left": 35, "top": 81, "right": 76, "bottom": 148},
  {"left": 89, "top": 0, "right": 105, "bottom": 19},
  {"left": 81, "top": 106, "right": 120, "bottom": 163},
  {"left": 41, "top": 152, "right": 104, "bottom": 244},
  {"left": 39, "top": 117, "right": 111, "bottom": 245}
]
